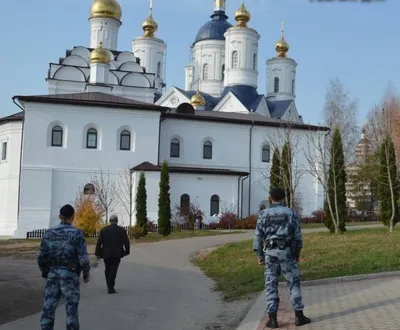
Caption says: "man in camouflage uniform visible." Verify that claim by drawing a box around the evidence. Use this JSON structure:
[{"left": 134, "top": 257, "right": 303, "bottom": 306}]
[
  {"left": 37, "top": 204, "right": 91, "bottom": 330},
  {"left": 253, "top": 188, "right": 311, "bottom": 328}
]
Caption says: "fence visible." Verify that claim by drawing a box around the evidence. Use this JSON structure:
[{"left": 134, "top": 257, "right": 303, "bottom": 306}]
[{"left": 26, "top": 222, "right": 212, "bottom": 239}]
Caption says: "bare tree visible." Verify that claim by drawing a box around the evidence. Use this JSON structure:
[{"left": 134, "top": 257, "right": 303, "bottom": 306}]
[
  {"left": 171, "top": 197, "right": 204, "bottom": 231},
  {"left": 91, "top": 168, "right": 119, "bottom": 223},
  {"left": 117, "top": 166, "right": 134, "bottom": 226},
  {"left": 263, "top": 123, "right": 304, "bottom": 208},
  {"left": 365, "top": 85, "right": 400, "bottom": 157},
  {"left": 378, "top": 133, "right": 400, "bottom": 232},
  {"left": 323, "top": 77, "right": 359, "bottom": 164},
  {"left": 304, "top": 128, "right": 347, "bottom": 234}
]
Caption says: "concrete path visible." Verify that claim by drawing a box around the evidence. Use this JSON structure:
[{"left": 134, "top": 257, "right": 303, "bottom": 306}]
[
  {"left": 0, "top": 232, "right": 255, "bottom": 330},
  {"left": 0, "top": 224, "right": 384, "bottom": 330},
  {"left": 253, "top": 276, "right": 400, "bottom": 330}
]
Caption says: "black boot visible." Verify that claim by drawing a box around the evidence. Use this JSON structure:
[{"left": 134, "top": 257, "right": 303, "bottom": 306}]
[
  {"left": 295, "top": 310, "right": 311, "bottom": 326},
  {"left": 266, "top": 313, "right": 279, "bottom": 329}
]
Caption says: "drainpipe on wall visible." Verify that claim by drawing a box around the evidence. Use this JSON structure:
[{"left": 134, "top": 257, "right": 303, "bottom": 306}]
[
  {"left": 240, "top": 174, "right": 249, "bottom": 219},
  {"left": 237, "top": 176, "right": 241, "bottom": 218},
  {"left": 157, "top": 111, "right": 168, "bottom": 166},
  {"left": 12, "top": 97, "right": 25, "bottom": 223},
  {"left": 248, "top": 121, "right": 255, "bottom": 217}
]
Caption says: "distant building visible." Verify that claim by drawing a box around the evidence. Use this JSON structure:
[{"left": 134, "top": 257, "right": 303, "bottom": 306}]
[{"left": 346, "top": 128, "right": 373, "bottom": 211}]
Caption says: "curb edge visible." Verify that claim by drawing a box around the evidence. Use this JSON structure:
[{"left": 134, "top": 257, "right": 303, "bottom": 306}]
[{"left": 295, "top": 270, "right": 400, "bottom": 287}]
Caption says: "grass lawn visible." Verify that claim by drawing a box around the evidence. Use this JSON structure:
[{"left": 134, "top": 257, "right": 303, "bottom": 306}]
[
  {"left": 301, "top": 221, "right": 380, "bottom": 229},
  {"left": 0, "top": 230, "right": 242, "bottom": 259},
  {"left": 132, "top": 229, "right": 242, "bottom": 243},
  {"left": 193, "top": 227, "right": 400, "bottom": 301}
]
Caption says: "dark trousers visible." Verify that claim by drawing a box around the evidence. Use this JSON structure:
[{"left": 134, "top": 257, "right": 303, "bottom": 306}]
[{"left": 104, "top": 257, "right": 121, "bottom": 290}]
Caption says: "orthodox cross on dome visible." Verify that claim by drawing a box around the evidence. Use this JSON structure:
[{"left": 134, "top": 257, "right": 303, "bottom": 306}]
[
  {"left": 280, "top": 20, "right": 284, "bottom": 39},
  {"left": 196, "top": 74, "right": 202, "bottom": 92},
  {"left": 149, "top": 0, "right": 153, "bottom": 13}
]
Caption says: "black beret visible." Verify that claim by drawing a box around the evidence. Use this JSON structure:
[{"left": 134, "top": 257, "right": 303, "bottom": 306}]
[
  {"left": 60, "top": 204, "right": 75, "bottom": 218},
  {"left": 270, "top": 187, "right": 286, "bottom": 201}
]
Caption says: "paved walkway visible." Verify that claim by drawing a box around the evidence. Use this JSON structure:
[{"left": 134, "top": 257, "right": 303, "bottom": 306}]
[
  {"left": 255, "top": 276, "right": 400, "bottom": 330},
  {"left": 0, "top": 232, "right": 255, "bottom": 330},
  {"left": 0, "top": 224, "right": 385, "bottom": 330}
]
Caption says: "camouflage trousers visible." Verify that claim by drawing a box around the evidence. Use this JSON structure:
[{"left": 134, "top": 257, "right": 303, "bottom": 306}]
[
  {"left": 40, "top": 268, "right": 80, "bottom": 330},
  {"left": 264, "top": 253, "right": 304, "bottom": 314}
]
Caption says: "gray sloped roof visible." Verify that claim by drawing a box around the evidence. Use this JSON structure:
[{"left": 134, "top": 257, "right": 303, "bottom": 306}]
[
  {"left": 267, "top": 99, "right": 293, "bottom": 118},
  {"left": 174, "top": 86, "right": 294, "bottom": 119},
  {"left": 0, "top": 111, "right": 24, "bottom": 124},
  {"left": 13, "top": 92, "right": 168, "bottom": 112},
  {"left": 174, "top": 87, "right": 220, "bottom": 110}
]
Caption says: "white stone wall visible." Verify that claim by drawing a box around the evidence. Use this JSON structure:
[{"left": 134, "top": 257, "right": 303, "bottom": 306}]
[
  {"left": 14, "top": 102, "right": 161, "bottom": 237},
  {"left": 4, "top": 102, "right": 324, "bottom": 237},
  {"left": 224, "top": 27, "right": 260, "bottom": 88},
  {"left": 132, "top": 170, "right": 240, "bottom": 225},
  {"left": 0, "top": 121, "right": 22, "bottom": 236},
  {"left": 159, "top": 118, "right": 324, "bottom": 217},
  {"left": 90, "top": 17, "right": 121, "bottom": 51},
  {"left": 187, "top": 39, "right": 226, "bottom": 97},
  {"left": 132, "top": 37, "right": 167, "bottom": 95},
  {"left": 47, "top": 47, "right": 157, "bottom": 104},
  {"left": 266, "top": 57, "right": 297, "bottom": 101}
]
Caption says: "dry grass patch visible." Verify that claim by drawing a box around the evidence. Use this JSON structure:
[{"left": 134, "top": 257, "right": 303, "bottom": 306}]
[
  {"left": 193, "top": 227, "right": 400, "bottom": 301},
  {"left": 0, "top": 231, "right": 241, "bottom": 259}
]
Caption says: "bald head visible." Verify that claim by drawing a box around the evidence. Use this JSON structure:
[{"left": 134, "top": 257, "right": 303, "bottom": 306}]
[{"left": 109, "top": 215, "right": 118, "bottom": 224}]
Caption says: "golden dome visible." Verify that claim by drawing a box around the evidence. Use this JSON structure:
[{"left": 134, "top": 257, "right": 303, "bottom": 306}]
[
  {"left": 190, "top": 90, "right": 206, "bottom": 107},
  {"left": 90, "top": 42, "right": 112, "bottom": 64},
  {"left": 90, "top": 0, "right": 122, "bottom": 21},
  {"left": 275, "top": 21, "right": 289, "bottom": 57},
  {"left": 142, "top": 11, "right": 158, "bottom": 38},
  {"left": 234, "top": 2, "right": 251, "bottom": 28}
]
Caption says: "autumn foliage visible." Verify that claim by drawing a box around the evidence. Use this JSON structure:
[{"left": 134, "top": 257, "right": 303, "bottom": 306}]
[{"left": 73, "top": 192, "right": 104, "bottom": 237}]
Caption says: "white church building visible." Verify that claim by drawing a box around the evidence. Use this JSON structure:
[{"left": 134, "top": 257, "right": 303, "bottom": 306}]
[{"left": 0, "top": 0, "right": 326, "bottom": 237}]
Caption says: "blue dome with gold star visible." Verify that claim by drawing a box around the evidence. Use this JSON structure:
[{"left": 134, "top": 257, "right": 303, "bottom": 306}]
[{"left": 193, "top": 10, "right": 232, "bottom": 45}]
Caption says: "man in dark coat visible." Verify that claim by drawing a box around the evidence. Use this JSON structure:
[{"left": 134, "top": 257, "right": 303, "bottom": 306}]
[{"left": 95, "top": 215, "right": 130, "bottom": 294}]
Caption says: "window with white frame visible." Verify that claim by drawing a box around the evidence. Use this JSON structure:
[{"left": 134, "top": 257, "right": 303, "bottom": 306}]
[
  {"left": 120, "top": 130, "right": 131, "bottom": 151},
  {"left": 203, "top": 141, "right": 212, "bottom": 159},
  {"left": 203, "top": 64, "right": 209, "bottom": 80},
  {"left": 232, "top": 51, "right": 238, "bottom": 68},
  {"left": 262, "top": 144, "right": 270, "bottom": 163},
  {"left": 86, "top": 128, "right": 98, "bottom": 149},
  {"left": 51, "top": 126, "right": 63, "bottom": 147},
  {"left": 170, "top": 138, "right": 180, "bottom": 158},
  {"left": 1, "top": 142, "right": 7, "bottom": 161},
  {"left": 274, "top": 77, "right": 279, "bottom": 93}
]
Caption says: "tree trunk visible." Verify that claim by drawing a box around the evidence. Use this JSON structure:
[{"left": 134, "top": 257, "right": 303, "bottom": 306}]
[
  {"left": 387, "top": 150, "right": 395, "bottom": 233},
  {"left": 332, "top": 162, "right": 341, "bottom": 234},
  {"left": 326, "top": 191, "right": 338, "bottom": 234}
]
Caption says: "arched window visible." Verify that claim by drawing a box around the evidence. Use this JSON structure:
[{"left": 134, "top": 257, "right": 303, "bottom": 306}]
[
  {"left": 262, "top": 144, "right": 270, "bottom": 163},
  {"left": 253, "top": 54, "right": 257, "bottom": 70},
  {"left": 120, "top": 130, "right": 131, "bottom": 151},
  {"left": 51, "top": 126, "right": 63, "bottom": 147},
  {"left": 170, "top": 138, "right": 180, "bottom": 158},
  {"left": 83, "top": 183, "right": 95, "bottom": 195},
  {"left": 203, "top": 141, "right": 212, "bottom": 159},
  {"left": 156, "top": 62, "right": 161, "bottom": 77},
  {"left": 203, "top": 64, "right": 209, "bottom": 80},
  {"left": 232, "top": 51, "right": 238, "bottom": 68},
  {"left": 274, "top": 77, "right": 279, "bottom": 93},
  {"left": 180, "top": 194, "right": 190, "bottom": 215},
  {"left": 210, "top": 195, "right": 219, "bottom": 216},
  {"left": 221, "top": 64, "right": 225, "bottom": 80},
  {"left": 292, "top": 79, "right": 295, "bottom": 94},
  {"left": 86, "top": 128, "right": 98, "bottom": 149}
]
